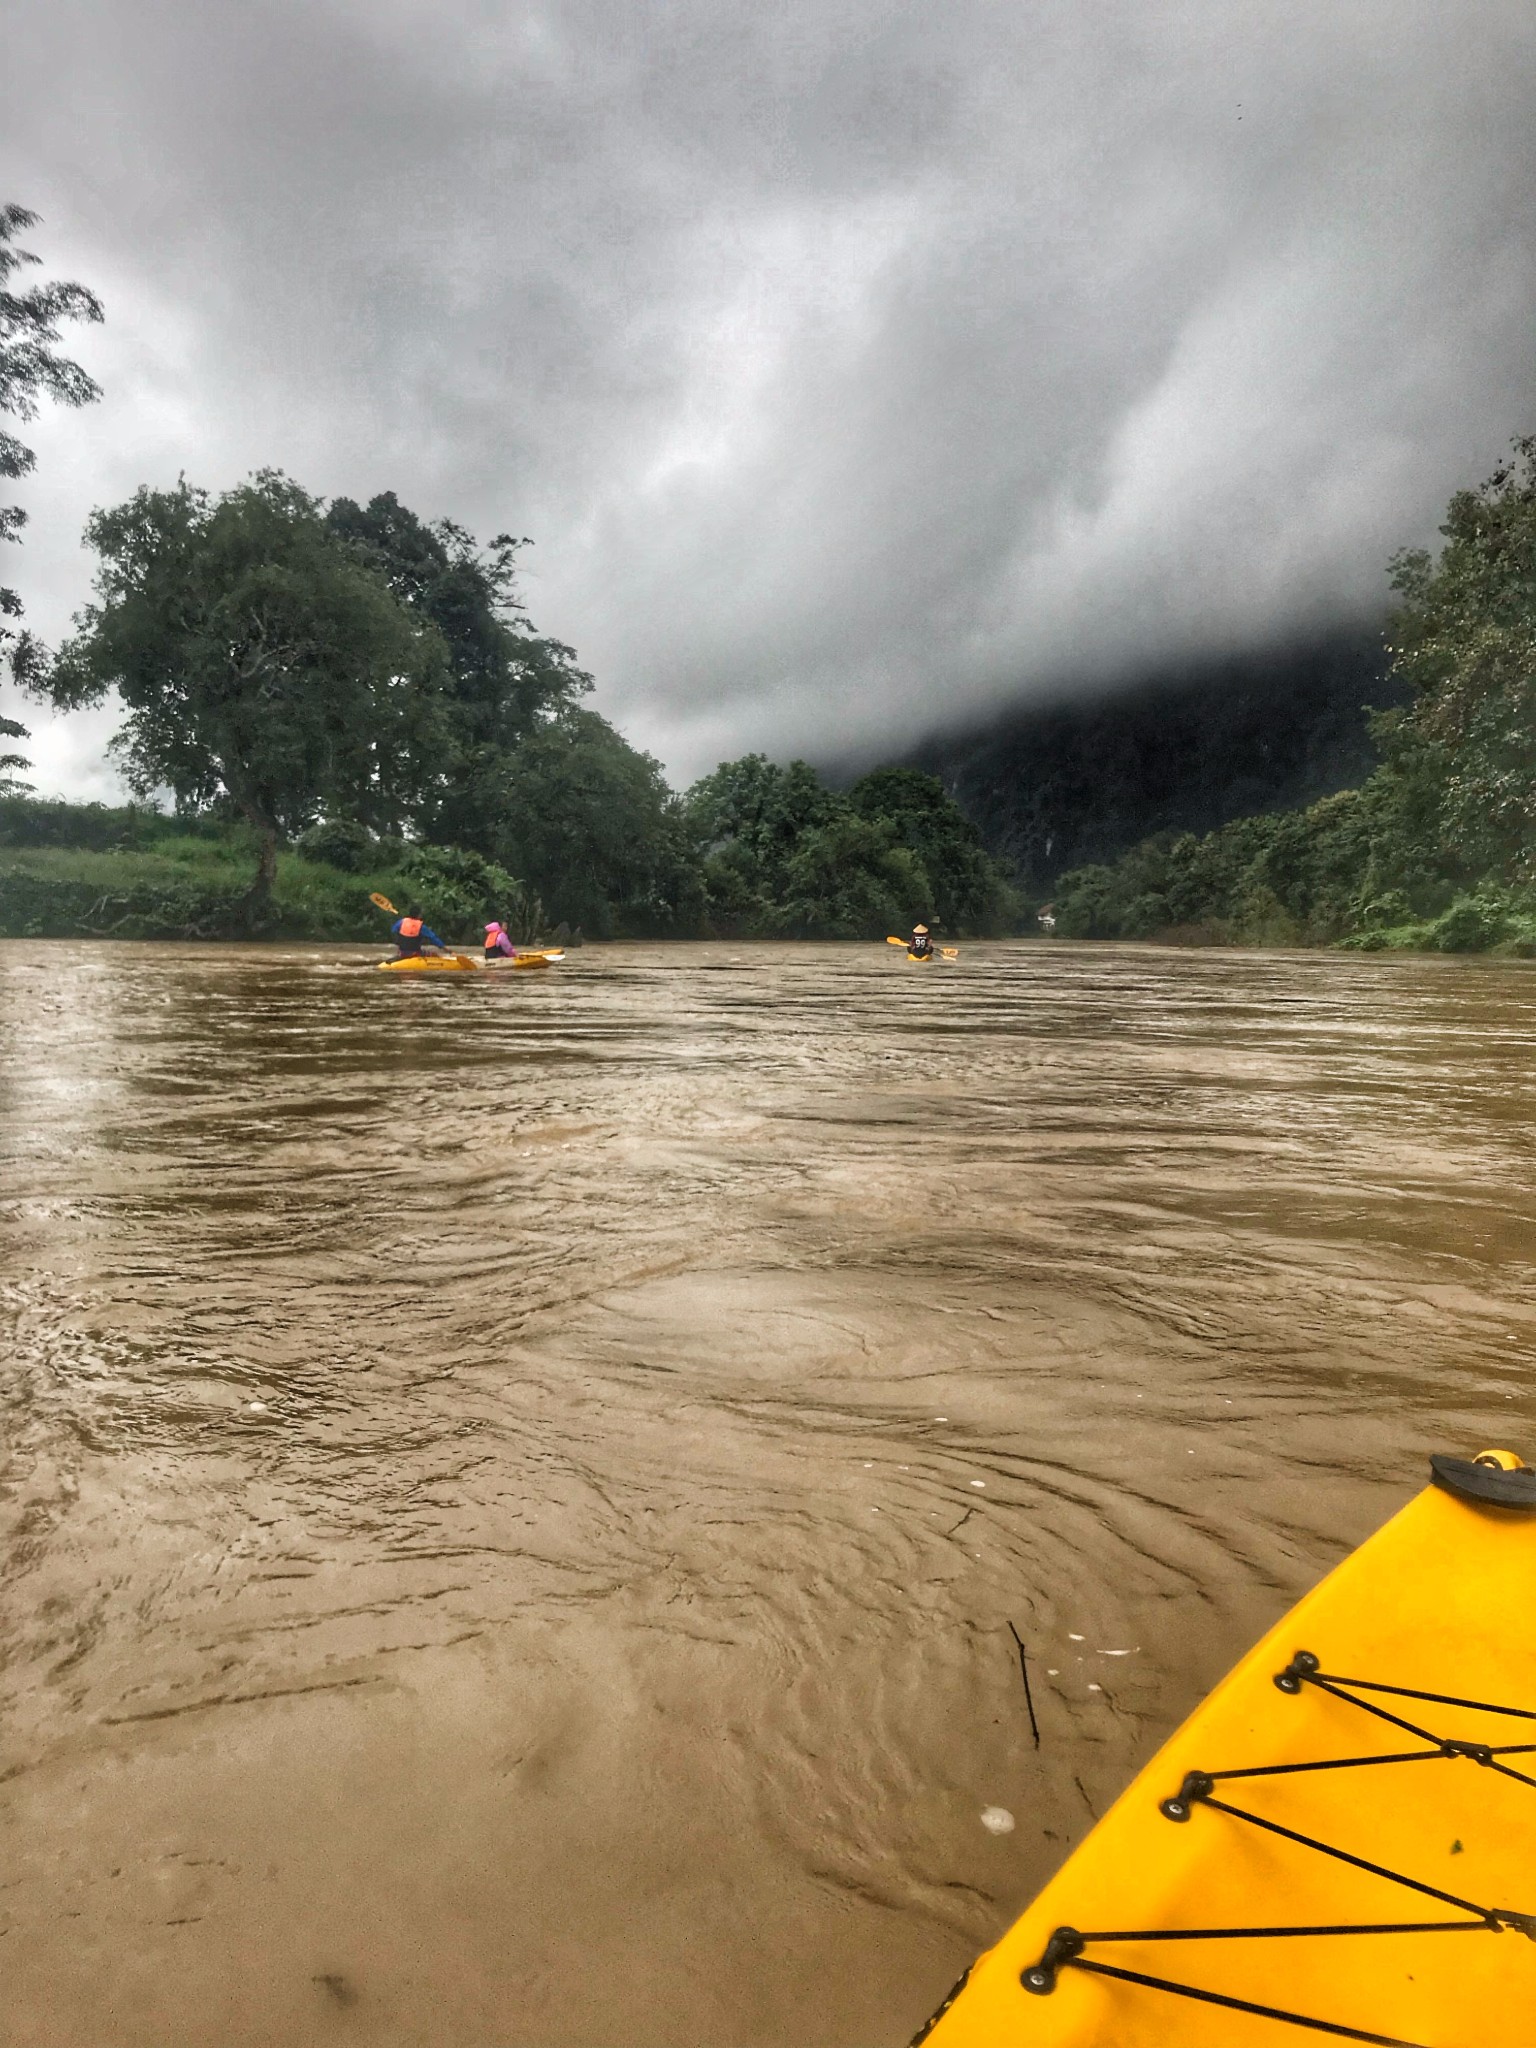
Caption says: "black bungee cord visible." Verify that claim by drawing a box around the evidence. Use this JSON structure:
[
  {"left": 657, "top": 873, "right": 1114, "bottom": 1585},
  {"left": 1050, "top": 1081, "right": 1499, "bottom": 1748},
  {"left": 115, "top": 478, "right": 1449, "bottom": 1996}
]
[{"left": 1018, "top": 1650, "right": 1536, "bottom": 2048}]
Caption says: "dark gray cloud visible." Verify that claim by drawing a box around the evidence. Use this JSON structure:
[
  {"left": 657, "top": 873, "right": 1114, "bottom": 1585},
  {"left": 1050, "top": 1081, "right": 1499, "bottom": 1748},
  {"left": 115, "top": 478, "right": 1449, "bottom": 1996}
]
[{"left": 4, "top": 0, "right": 1535, "bottom": 796}]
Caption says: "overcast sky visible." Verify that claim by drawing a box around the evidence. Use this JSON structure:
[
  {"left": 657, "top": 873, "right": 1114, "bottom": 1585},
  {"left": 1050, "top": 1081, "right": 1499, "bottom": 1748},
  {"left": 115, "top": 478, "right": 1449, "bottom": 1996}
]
[{"left": 4, "top": 0, "right": 1535, "bottom": 800}]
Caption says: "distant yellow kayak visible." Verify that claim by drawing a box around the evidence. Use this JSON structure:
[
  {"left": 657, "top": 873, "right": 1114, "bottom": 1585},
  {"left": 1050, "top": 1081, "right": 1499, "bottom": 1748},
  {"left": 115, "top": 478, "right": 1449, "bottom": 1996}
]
[
  {"left": 375, "top": 949, "right": 565, "bottom": 975},
  {"left": 914, "top": 1451, "right": 1536, "bottom": 2048}
]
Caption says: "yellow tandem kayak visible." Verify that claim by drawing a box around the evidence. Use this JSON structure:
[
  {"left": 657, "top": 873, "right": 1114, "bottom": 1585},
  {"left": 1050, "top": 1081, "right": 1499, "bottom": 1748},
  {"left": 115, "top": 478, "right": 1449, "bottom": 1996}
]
[
  {"left": 915, "top": 1451, "right": 1536, "bottom": 2048},
  {"left": 375, "top": 950, "right": 565, "bottom": 974}
]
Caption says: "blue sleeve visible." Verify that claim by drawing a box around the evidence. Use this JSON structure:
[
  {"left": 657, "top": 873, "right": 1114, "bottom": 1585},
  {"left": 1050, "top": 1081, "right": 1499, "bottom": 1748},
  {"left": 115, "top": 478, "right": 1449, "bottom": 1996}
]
[{"left": 422, "top": 926, "right": 444, "bottom": 948}]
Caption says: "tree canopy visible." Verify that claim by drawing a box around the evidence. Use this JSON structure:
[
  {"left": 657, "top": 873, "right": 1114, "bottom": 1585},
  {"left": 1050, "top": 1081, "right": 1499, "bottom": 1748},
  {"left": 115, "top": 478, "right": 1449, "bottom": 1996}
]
[
  {"left": 42, "top": 473, "right": 451, "bottom": 905},
  {"left": 323, "top": 491, "right": 688, "bottom": 925},
  {"left": 480, "top": 706, "right": 703, "bottom": 936},
  {"left": 847, "top": 766, "right": 1018, "bottom": 933},
  {"left": 683, "top": 754, "right": 1018, "bottom": 938},
  {"left": 325, "top": 491, "right": 590, "bottom": 760}
]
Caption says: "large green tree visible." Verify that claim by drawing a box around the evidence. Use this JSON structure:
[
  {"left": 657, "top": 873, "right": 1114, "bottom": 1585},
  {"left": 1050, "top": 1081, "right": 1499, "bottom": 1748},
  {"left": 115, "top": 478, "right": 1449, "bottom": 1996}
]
[
  {"left": 685, "top": 753, "right": 1017, "bottom": 938},
  {"left": 326, "top": 490, "right": 700, "bottom": 927},
  {"left": 41, "top": 473, "right": 451, "bottom": 907},
  {"left": 777, "top": 811, "right": 931, "bottom": 938},
  {"left": 482, "top": 706, "right": 703, "bottom": 935},
  {"left": 687, "top": 755, "right": 837, "bottom": 854},
  {"left": 325, "top": 491, "right": 592, "bottom": 845},
  {"left": 848, "top": 766, "right": 1019, "bottom": 934}
]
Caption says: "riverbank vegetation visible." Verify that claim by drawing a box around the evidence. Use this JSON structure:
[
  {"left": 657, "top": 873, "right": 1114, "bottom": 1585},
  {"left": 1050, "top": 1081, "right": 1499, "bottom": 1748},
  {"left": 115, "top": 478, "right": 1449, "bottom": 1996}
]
[
  {"left": 8, "top": 468, "right": 1016, "bottom": 943},
  {"left": 1052, "top": 440, "right": 1536, "bottom": 953},
  {"left": 0, "top": 753, "right": 1018, "bottom": 943},
  {"left": 3, "top": 466, "right": 1016, "bottom": 947}
]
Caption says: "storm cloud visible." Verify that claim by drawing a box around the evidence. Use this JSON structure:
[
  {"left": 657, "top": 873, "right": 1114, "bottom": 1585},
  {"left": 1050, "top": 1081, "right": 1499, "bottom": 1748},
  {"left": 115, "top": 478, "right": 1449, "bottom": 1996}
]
[{"left": 4, "top": 0, "right": 1535, "bottom": 796}]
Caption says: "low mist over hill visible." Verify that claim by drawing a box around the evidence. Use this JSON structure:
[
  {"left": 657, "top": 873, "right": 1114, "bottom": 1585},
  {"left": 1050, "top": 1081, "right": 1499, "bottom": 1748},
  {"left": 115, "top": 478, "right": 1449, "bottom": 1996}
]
[{"left": 917, "top": 630, "right": 1401, "bottom": 898}]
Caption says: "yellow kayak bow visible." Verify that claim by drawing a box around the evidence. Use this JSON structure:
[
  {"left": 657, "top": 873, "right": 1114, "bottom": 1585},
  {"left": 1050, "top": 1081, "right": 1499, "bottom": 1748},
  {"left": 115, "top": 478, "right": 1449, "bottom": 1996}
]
[{"left": 914, "top": 1451, "right": 1536, "bottom": 2048}]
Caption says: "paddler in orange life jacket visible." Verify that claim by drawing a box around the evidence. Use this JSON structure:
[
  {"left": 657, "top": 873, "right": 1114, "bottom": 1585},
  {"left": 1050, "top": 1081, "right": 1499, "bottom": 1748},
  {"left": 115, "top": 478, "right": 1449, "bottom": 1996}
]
[
  {"left": 391, "top": 913, "right": 445, "bottom": 959},
  {"left": 908, "top": 924, "right": 935, "bottom": 959},
  {"left": 483, "top": 921, "right": 519, "bottom": 962}
]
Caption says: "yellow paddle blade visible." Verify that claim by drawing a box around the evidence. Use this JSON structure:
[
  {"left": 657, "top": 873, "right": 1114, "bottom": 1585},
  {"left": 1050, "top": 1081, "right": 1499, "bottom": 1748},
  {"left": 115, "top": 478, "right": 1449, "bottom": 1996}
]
[
  {"left": 369, "top": 891, "right": 398, "bottom": 915},
  {"left": 886, "top": 935, "right": 907, "bottom": 945},
  {"left": 940, "top": 947, "right": 959, "bottom": 958}
]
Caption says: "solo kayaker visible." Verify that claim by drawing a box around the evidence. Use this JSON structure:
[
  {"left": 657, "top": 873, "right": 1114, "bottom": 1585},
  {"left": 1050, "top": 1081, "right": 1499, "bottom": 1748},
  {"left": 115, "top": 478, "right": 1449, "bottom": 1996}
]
[
  {"left": 909, "top": 924, "right": 935, "bottom": 959},
  {"left": 392, "top": 913, "right": 445, "bottom": 959},
  {"left": 484, "top": 921, "right": 519, "bottom": 962}
]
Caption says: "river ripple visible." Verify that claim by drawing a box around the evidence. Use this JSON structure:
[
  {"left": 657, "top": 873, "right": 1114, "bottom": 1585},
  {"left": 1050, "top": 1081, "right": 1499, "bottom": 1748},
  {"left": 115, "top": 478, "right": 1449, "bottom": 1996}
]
[{"left": 2, "top": 938, "right": 1534, "bottom": 2045}]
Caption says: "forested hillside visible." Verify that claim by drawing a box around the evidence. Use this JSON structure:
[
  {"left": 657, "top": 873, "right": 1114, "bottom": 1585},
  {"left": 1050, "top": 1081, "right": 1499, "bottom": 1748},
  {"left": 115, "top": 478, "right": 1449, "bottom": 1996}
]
[
  {"left": 917, "top": 629, "right": 1399, "bottom": 896},
  {"left": 1048, "top": 441, "right": 1536, "bottom": 954}
]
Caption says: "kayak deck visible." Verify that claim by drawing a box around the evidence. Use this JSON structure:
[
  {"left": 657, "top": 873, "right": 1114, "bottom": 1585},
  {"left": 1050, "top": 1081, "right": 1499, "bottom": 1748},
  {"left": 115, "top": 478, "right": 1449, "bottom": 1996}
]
[{"left": 918, "top": 1456, "right": 1536, "bottom": 2046}]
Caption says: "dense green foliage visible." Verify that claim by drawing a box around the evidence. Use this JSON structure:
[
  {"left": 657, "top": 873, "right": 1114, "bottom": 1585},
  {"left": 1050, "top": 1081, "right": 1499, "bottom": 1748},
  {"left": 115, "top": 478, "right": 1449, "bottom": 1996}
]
[
  {"left": 484, "top": 707, "right": 702, "bottom": 936},
  {"left": 1052, "top": 441, "right": 1536, "bottom": 954},
  {"left": 684, "top": 755, "right": 1018, "bottom": 938},
  {"left": 2, "top": 203, "right": 104, "bottom": 697},
  {"left": 0, "top": 793, "right": 218, "bottom": 850},
  {"left": 0, "top": 756, "right": 1018, "bottom": 944},
  {"left": 0, "top": 833, "right": 535, "bottom": 946},
  {"left": 41, "top": 474, "right": 451, "bottom": 907},
  {"left": 324, "top": 493, "right": 585, "bottom": 777},
  {"left": 322, "top": 494, "right": 694, "bottom": 932}
]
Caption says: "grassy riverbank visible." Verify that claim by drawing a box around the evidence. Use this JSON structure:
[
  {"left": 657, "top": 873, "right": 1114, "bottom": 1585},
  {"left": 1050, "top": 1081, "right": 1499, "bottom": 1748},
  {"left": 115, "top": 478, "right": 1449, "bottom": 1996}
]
[
  {"left": 0, "top": 798, "right": 549, "bottom": 942},
  {"left": 0, "top": 768, "right": 1020, "bottom": 943},
  {"left": 0, "top": 838, "right": 414, "bottom": 941}
]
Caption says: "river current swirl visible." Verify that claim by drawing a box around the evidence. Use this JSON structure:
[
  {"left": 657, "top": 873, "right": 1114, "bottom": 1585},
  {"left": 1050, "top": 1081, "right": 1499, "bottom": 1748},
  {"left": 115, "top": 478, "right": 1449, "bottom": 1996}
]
[{"left": 2, "top": 938, "right": 1534, "bottom": 2045}]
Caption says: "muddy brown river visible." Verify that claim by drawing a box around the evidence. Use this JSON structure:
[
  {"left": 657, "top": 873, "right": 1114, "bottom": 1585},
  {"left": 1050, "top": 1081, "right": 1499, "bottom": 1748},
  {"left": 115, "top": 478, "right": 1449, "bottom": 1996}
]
[{"left": 2, "top": 937, "right": 1534, "bottom": 2046}]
